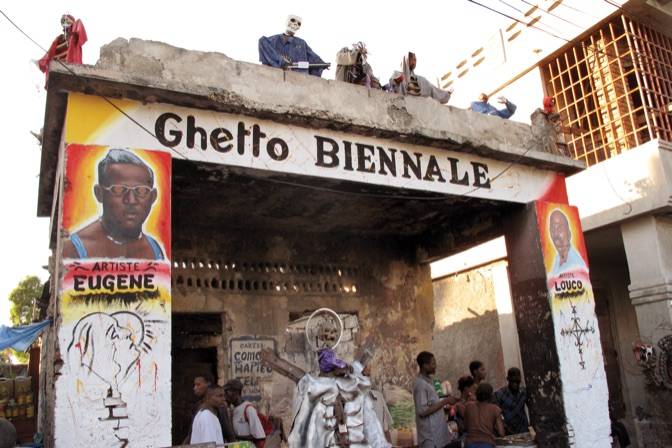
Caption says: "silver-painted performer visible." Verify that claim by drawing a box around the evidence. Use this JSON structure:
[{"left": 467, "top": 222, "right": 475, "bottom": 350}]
[{"left": 262, "top": 309, "right": 391, "bottom": 448}]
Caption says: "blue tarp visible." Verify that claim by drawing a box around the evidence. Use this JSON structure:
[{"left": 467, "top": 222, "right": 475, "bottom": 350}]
[{"left": 0, "top": 320, "right": 51, "bottom": 352}]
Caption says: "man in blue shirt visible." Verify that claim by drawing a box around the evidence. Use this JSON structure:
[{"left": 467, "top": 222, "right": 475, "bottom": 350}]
[
  {"left": 470, "top": 93, "right": 517, "bottom": 119},
  {"left": 495, "top": 367, "right": 530, "bottom": 435},
  {"left": 258, "top": 15, "right": 326, "bottom": 77}
]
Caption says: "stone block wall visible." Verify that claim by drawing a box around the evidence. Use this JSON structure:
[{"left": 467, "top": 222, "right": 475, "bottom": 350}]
[{"left": 170, "top": 227, "right": 434, "bottom": 431}]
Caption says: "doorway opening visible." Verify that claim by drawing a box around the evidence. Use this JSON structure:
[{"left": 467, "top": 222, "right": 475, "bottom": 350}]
[{"left": 171, "top": 313, "right": 223, "bottom": 444}]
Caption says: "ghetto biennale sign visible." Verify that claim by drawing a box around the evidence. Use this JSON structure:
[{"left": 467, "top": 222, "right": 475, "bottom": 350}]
[
  {"left": 64, "top": 93, "right": 562, "bottom": 203},
  {"left": 229, "top": 337, "right": 275, "bottom": 400}
]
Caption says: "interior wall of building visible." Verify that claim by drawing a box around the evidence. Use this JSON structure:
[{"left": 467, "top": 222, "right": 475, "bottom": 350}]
[
  {"left": 170, "top": 227, "right": 435, "bottom": 435},
  {"left": 432, "top": 261, "right": 508, "bottom": 392}
]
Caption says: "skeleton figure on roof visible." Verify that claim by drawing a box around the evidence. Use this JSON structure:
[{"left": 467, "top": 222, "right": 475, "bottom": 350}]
[
  {"left": 38, "top": 14, "right": 87, "bottom": 86},
  {"left": 262, "top": 309, "right": 390, "bottom": 448},
  {"left": 258, "top": 15, "right": 327, "bottom": 77}
]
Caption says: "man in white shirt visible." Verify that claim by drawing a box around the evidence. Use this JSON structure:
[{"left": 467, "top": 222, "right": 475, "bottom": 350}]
[
  {"left": 224, "top": 379, "right": 267, "bottom": 444},
  {"left": 190, "top": 386, "right": 226, "bottom": 445}
]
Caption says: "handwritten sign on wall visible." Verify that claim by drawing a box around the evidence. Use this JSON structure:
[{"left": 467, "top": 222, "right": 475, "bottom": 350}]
[{"left": 229, "top": 336, "right": 276, "bottom": 400}]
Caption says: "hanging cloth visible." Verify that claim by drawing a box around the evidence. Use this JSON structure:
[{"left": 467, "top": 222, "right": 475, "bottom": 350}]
[{"left": 0, "top": 320, "right": 52, "bottom": 352}]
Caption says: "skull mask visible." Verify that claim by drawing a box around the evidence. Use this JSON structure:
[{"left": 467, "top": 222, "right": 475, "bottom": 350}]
[
  {"left": 285, "top": 15, "right": 302, "bottom": 36},
  {"left": 61, "top": 14, "right": 74, "bottom": 35},
  {"left": 316, "top": 317, "right": 339, "bottom": 348}
]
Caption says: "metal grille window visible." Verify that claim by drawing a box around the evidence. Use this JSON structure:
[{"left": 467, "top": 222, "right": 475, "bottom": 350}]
[{"left": 541, "top": 15, "right": 672, "bottom": 167}]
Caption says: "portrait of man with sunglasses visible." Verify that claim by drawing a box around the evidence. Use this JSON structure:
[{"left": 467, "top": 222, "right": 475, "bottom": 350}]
[{"left": 63, "top": 148, "right": 165, "bottom": 260}]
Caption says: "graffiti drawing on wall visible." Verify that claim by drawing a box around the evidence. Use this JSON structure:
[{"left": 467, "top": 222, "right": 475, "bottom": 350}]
[
  {"left": 559, "top": 300, "right": 596, "bottom": 369},
  {"left": 55, "top": 144, "right": 171, "bottom": 448},
  {"left": 634, "top": 334, "right": 672, "bottom": 390}
]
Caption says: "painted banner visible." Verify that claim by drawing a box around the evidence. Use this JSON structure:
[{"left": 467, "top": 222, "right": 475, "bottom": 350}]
[
  {"left": 55, "top": 144, "right": 171, "bottom": 448},
  {"left": 63, "top": 93, "right": 566, "bottom": 204},
  {"left": 230, "top": 337, "right": 276, "bottom": 401},
  {"left": 535, "top": 201, "right": 611, "bottom": 447}
]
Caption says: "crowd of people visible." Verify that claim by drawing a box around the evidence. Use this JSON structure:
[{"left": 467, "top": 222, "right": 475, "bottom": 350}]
[
  {"left": 184, "top": 374, "right": 278, "bottom": 446},
  {"left": 183, "top": 352, "right": 530, "bottom": 448},
  {"left": 413, "top": 352, "right": 529, "bottom": 448}
]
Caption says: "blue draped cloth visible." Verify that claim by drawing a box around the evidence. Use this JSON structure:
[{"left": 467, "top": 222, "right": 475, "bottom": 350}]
[
  {"left": 470, "top": 99, "right": 517, "bottom": 119},
  {"left": 0, "top": 320, "right": 51, "bottom": 352},
  {"left": 258, "top": 34, "right": 326, "bottom": 77}
]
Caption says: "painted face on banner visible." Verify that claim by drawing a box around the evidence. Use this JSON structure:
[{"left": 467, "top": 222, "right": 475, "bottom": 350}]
[
  {"left": 94, "top": 163, "right": 157, "bottom": 238},
  {"left": 550, "top": 210, "right": 571, "bottom": 259}
]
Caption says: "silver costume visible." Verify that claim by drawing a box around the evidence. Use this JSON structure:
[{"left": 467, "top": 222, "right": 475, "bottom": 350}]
[{"left": 288, "top": 362, "right": 391, "bottom": 448}]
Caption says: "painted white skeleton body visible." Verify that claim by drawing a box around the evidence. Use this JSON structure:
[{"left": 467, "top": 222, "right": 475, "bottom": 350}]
[{"left": 288, "top": 362, "right": 390, "bottom": 448}]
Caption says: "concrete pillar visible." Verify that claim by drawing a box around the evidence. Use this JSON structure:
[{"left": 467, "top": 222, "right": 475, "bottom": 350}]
[
  {"left": 621, "top": 215, "right": 672, "bottom": 447},
  {"left": 492, "top": 262, "right": 523, "bottom": 373},
  {"left": 505, "top": 202, "right": 611, "bottom": 447}
]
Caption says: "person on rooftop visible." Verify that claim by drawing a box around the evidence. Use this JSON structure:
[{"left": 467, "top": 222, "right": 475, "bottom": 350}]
[
  {"left": 388, "top": 52, "right": 453, "bottom": 104},
  {"left": 259, "top": 15, "right": 327, "bottom": 77},
  {"left": 470, "top": 93, "right": 517, "bottom": 119}
]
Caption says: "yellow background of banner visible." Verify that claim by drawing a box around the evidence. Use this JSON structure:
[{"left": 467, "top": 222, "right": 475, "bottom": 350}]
[{"left": 65, "top": 93, "right": 136, "bottom": 144}]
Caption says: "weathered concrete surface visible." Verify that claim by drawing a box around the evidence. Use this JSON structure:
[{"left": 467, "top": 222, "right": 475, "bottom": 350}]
[
  {"left": 38, "top": 37, "right": 583, "bottom": 216},
  {"left": 567, "top": 140, "right": 672, "bottom": 232},
  {"left": 586, "top": 227, "right": 646, "bottom": 447},
  {"left": 505, "top": 204, "right": 569, "bottom": 447},
  {"left": 621, "top": 215, "right": 672, "bottom": 447},
  {"left": 170, "top": 227, "right": 434, "bottom": 443},
  {"left": 432, "top": 261, "right": 508, "bottom": 390},
  {"left": 93, "top": 38, "right": 583, "bottom": 170}
]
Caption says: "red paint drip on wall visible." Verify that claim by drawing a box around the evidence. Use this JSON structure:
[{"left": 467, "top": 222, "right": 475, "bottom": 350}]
[
  {"left": 538, "top": 173, "right": 569, "bottom": 204},
  {"left": 137, "top": 359, "right": 141, "bottom": 387},
  {"left": 153, "top": 362, "right": 158, "bottom": 393}
]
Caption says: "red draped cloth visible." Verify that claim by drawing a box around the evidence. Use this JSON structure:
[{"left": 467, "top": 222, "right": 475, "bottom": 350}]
[{"left": 38, "top": 18, "right": 87, "bottom": 86}]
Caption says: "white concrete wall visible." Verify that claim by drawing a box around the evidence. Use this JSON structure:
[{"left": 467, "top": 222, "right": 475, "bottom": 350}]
[
  {"left": 439, "top": 0, "right": 622, "bottom": 110},
  {"left": 431, "top": 237, "right": 523, "bottom": 381},
  {"left": 567, "top": 140, "right": 672, "bottom": 231}
]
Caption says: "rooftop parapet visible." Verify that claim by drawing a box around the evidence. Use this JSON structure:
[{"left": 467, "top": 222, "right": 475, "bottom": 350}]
[{"left": 39, "top": 37, "right": 583, "bottom": 215}]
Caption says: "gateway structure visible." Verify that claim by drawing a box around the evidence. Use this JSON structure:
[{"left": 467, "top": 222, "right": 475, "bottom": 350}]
[{"left": 36, "top": 38, "right": 607, "bottom": 447}]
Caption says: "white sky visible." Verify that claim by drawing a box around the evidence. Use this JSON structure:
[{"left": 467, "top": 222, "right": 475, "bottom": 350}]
[{"left": 0, "top": 0, "right": 605, "bottom": 325}]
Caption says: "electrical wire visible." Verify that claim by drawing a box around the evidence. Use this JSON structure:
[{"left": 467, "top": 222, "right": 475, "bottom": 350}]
[
  {"left": 0, "top": 8, "right": 189, "bottom": 161},
  {"left": 556, "top": 1, "right": 602, "bottom": 19},
  {"left": 516, "top": 0, "right": 583, "bottom": 29},
  {"left": 467, "top": 0, "right": 571, "bottom": 42},
  {"left": 465, "top": 0, "right": 638, "bottom": 67}
]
